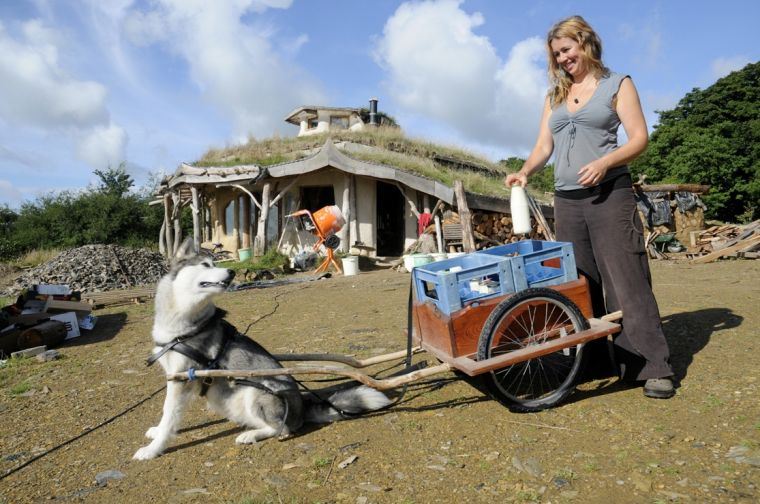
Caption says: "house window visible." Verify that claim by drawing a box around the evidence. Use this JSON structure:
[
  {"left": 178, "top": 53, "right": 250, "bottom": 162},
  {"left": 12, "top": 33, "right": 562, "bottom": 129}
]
[
  {"left": 330, "top": 116, "right": 349, "bottom": 130},
  {"left": 224, "top": 201, "right": 235, "bottom": 236},
  {"left": 307, "top": 118, "right": 319, "bottom": 129}
]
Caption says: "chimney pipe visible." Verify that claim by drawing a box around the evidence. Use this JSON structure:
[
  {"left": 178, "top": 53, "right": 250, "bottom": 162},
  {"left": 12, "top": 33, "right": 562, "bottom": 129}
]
[{"left": 369, "top": 98, "right": 378, "bottom": 127}]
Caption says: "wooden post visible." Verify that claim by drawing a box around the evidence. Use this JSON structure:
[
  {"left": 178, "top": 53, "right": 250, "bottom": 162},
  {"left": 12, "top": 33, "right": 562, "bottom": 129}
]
[
  {"left": 163, "top": 194, "right": 173, "bottom": 257},
  {"left": 349, "top": 174, "right": 358, "bottom": 245},
  {"left": 172, "top": 192, "right": 182, "bottom": 255},
  {"left": 254, "top": 182, "right": 271, "bottom": 256},
  {"left": 453, "top": 180, "right": 476, "bottom": 252},
  {"left": 241, "top": 196, "right": 251, "bottom": 249},
  {"left": 158, "top": 220, "right": 166, "bottom": 255},
  {"left": 423, "top": 194, "right": 431, "bottom": 214},
  {"left": 434, "top": 215, "right": 444, "bottom": 253},
  {"left": 340, "top": 174, "right": 350, "bottom": 252},
  {"left": 191, "top": 186, "right": 201, "bottom": 253},
  {"left": 232, "top": 195, "right": 240, "bottom": 250}
]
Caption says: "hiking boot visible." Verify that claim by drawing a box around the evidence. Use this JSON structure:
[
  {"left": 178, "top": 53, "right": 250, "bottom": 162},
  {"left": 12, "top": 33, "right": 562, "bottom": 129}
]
[{"left": 643, "top": 378, "right": 675, "bottom": 399}]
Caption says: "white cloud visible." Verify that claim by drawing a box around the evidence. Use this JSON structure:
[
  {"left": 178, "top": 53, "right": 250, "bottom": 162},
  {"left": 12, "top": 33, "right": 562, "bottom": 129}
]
[
  {"left": 77, "top": 123, "right": 128, "bottom": 170},
  {"left": 0, "top": 20, "right": 109, "bottom": 129},
  {"left": 123, "top": 9, "right": 168, "bottom": 47},
  {"left": 0, "top": 179, "right": 24, "bottom": 205},
  {"left": 121, "top": 0, "right": 323, "bottom": 139},
  {"left": 0, "top": 17, "right": 131, "bottom": 177},
  {"left": 711, "top": 56, "right": 751, "bottom": 80},
  {"left": 374, "top": 0, "right": 547, "bottom": 153}
]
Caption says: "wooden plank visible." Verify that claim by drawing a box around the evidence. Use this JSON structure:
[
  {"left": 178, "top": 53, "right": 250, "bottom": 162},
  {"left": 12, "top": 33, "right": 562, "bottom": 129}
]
[
  {"left": 191, "top": 186, "right": 201, "bottom": 252},
  {"left": 449, "top": 318, "right": 621, "bottom": 377},
  {"left": 453, "top": 180, "right": 476, "bottom": 252},
  {"left": 690, "top": 234, "right": 760, "bottom": 264},
  {"left": 637, "top": 183, "right": 710, "bottom": 193}
]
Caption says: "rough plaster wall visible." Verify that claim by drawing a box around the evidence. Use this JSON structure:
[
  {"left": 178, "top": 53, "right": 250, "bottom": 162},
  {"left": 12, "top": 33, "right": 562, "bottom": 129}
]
[
  {"left": 213, "top": 189, "right": 240, "bottom": 252},
  {"left": 356, "top": 177, "right": 376, "bottom": 251}
]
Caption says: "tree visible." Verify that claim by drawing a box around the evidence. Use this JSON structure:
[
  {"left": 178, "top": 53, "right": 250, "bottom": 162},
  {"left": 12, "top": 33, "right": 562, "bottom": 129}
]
[
  {"left": 499, "top": 157, "right": 555, "bottom": 195},
  {"left": 94, "top": 162, "right": 134, "bottom": 197},
  {"left": 632, "top": 62, "right": 760, "bottom": 222},
  {"left": 0, "top": 167, "right": 169, "bottom": 260}
]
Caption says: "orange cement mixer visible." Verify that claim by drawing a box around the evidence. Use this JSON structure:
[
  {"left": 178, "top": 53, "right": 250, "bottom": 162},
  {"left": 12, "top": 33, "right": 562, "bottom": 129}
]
[{"left": 286, "top": 205, "right": 345, "bottom": 273}]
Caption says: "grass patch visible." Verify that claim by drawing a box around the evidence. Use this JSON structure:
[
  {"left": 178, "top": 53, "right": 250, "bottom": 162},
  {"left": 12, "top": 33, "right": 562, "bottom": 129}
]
[
  {"left": 10, "top": 381, "right": 31, "bottom": 396},
  {"left": 705, "top": 394, "right": 724, "bottom": 408},
  {"left": 312, "top": 456, "right": 332, "bottom": 468},
  {"left": 0, "top": 356, "right": 34, "bottom": 389},
  {"left": 219, "top": 250, "right": 289, "bottom": 272},
  {"left": 554, "top": 468, "right": 576, "bottom": 481},
  {"left": 192, "top": 127, "right": 553, "bottom": 201},
  {"left": 11, "top": 248, "right": 62, "bottom": 269}
]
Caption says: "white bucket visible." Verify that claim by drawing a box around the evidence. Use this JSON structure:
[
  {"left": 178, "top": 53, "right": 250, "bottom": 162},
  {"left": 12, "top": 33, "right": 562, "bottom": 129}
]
[
  {"left": 342, "top": 255, "right": 359, "bottom": 276},
  {"left": 403, "top": 253, "right": 433, "bottom": 272},
  {"left": 431, "top": 252, "right": 448, "bottom": 262}
]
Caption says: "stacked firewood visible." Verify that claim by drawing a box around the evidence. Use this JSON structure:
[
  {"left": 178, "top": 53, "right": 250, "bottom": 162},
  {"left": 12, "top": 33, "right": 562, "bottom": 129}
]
[
  {"left": 689, "top": 220, "right": 760, "bottom": 263},
  {"left": 441, "top": 211, "right": 553, "bottom": 251},
  {"left": 472, "top": 212, "right": 550, "bottom": 246}
]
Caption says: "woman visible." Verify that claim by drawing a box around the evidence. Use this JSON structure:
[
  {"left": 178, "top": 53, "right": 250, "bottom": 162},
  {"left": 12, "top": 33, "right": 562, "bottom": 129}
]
[{"left": 505, "top": 15, "right": 675, "bottom": 398}]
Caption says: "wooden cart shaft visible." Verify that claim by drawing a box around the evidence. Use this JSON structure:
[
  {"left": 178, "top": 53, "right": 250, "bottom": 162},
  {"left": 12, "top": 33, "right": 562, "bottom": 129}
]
[{"left": 166, "top": 313, "right": 621, "bottom": 389}]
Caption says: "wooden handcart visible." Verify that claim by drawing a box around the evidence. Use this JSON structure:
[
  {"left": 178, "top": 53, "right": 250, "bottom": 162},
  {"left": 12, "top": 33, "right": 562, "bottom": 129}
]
[{"left": 168, "top": 241, "right": 622, "bottom": 412}]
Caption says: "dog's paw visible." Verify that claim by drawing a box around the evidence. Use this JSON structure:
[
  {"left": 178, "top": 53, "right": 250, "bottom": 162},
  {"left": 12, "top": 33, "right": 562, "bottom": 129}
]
[
  {"left": 235, "top": 432, "right": 260, "bottom": 445},
  {"left": 145, "top": 427, "right": 160, "bottom": 439},
  {"left": 133, "top": 445, "right": 162, "bottom": 460}
]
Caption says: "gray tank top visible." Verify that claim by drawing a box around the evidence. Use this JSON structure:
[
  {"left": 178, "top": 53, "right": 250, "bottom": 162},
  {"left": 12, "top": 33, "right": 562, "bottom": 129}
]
[{"left": 549, "top": 72, "right": 630, "bottom": 190}]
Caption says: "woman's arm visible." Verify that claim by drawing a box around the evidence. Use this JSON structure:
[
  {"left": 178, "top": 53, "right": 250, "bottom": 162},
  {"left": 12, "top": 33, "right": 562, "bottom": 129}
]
[
  {"left": 505, "top": 96, "right": 554, "bottom": 188},
  {"left": 577, "top": 77, "right": 648, "bottom": 186}
]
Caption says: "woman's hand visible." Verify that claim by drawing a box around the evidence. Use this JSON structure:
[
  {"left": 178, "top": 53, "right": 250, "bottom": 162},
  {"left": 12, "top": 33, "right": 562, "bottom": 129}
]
[
  {"left": 505, "top": 172, "right": 528, "bottom": 188},
  {"left": 577, "top": 159, "right": 609, "bottom": 187}
]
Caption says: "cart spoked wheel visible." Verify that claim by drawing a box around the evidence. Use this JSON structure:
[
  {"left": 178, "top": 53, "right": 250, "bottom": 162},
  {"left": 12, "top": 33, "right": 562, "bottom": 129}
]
[{"left": 477, "top": 288, "right": 589, "bottom": 412}]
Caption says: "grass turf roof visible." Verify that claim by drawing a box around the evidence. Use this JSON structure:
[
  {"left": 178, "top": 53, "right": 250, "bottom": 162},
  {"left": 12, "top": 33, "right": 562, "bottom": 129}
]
[{"left": 196, "top": 127, "right": 517, "bottom": 198}]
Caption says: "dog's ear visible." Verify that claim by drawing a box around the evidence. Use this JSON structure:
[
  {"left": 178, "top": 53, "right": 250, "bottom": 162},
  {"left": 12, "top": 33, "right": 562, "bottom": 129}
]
[{"left": 174, "top": 238, "right": 196, "bottom": 261}]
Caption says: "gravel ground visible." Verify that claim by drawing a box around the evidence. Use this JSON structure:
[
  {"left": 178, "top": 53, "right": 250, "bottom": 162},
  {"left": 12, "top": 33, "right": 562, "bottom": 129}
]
[{"left": 0, "top": 260, "right": 758, "bottom": 503}]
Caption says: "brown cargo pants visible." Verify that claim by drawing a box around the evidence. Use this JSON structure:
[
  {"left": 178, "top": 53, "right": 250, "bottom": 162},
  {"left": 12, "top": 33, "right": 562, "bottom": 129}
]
[{"left": 554, "top": 187, "right": 673, "bottom": 381}]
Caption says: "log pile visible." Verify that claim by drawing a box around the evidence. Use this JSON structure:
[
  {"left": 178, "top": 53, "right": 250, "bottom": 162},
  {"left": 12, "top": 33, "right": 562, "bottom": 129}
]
[
  {"left": 689, "top": 220, "right": 760, "bottom": 263},
  {"left": 441, "top": 211, "right": 553, "bottom": 251},
  {"left": 4, "top": 245, "right": 168, "bottom": 296}
]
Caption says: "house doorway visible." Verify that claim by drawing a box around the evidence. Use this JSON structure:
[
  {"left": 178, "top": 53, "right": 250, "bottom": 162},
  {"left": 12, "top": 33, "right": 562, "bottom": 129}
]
[
  {"left": 376, "top": 181, "right": 405, "bottom": 256},
  {"left": 300, "top": 186, "right": 335, "bottom": 213}
]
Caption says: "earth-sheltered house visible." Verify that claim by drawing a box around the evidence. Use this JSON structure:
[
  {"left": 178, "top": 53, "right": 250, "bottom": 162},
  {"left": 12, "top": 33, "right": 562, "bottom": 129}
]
[{"left": 154, "top": 103, "right": 551, "bottom": 259}]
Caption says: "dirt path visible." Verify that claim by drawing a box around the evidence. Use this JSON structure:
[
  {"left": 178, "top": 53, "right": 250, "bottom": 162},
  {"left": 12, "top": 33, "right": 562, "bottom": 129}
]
[{"left": 1, "top": 260, "right": 758, "bottom": 503}]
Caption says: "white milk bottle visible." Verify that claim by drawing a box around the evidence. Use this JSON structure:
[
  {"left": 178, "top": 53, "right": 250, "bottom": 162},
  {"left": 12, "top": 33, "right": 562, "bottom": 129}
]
[{"left": 510, "top": 185, "right": 532, "bottom": 235}]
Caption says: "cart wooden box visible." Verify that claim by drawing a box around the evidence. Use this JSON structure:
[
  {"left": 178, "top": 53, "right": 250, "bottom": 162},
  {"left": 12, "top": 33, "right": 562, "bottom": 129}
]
[{"left": 412, "top": 277, "right": 594, "bottom": 365}]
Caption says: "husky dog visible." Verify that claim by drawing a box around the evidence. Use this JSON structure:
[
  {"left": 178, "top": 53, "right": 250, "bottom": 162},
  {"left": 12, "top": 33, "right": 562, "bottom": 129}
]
[{"left": 133, "top": 241, "right": 390, "bottom": 460}]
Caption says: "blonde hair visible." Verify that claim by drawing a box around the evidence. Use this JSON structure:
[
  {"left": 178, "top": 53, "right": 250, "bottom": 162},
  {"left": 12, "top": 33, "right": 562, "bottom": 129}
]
[{"left": 546, "top": 15, "right": 609, "bottom": 107}]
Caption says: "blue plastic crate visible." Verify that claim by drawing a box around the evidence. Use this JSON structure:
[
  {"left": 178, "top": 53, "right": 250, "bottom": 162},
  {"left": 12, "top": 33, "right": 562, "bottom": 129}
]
[
  {"left": 477, "top": 240, "right": 577, "bottom": 291},
  {"left": 412, "top": 253, "right": 515, "bottom": 315}
]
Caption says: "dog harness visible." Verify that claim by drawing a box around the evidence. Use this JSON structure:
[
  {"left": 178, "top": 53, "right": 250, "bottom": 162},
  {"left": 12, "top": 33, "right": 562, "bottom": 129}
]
[
  {"left": 145, "top": 308, "right": 370, "bottom": 428},
  {"left": 145, "top": 309, "right": 287, "bottom": 400},
  {"left": 146, "top": 308, "right": 234, "bottom": 396}
]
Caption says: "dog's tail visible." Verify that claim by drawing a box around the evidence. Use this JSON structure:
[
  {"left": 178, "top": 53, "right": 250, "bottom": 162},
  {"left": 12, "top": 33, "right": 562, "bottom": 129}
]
[{"left": 304, "top": 385, "right": 391, "bottom": 424}]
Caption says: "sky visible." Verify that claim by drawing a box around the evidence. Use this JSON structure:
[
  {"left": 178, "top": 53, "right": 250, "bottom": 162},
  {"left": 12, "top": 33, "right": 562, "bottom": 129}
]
[{"left": 0, "top": 0, "right": 757, "bottom": 208}]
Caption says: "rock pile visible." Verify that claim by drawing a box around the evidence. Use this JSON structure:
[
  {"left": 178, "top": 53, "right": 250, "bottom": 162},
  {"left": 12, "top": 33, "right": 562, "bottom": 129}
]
[{"left": 5, "top": 245, "right": 168, "bottom": 295}]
